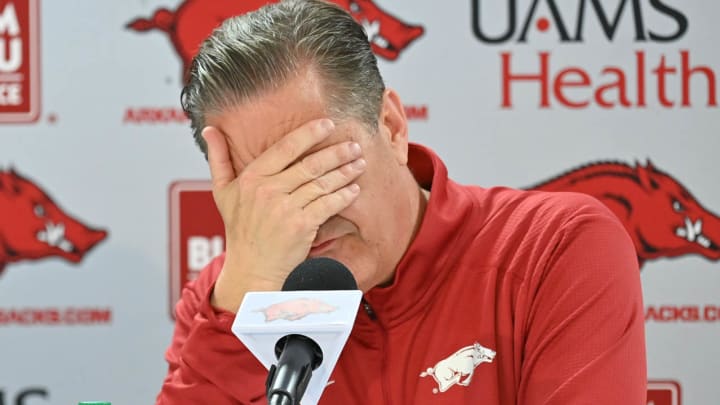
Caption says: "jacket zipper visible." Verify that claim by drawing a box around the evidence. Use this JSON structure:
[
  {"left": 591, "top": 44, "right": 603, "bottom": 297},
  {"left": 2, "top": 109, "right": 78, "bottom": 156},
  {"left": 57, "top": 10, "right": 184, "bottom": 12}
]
[
  {"left": 362, "top": 299, "right": 377, "bottom": 320},
  {"left": 362, "top": 299, "right": 392, "bottom": 405}
]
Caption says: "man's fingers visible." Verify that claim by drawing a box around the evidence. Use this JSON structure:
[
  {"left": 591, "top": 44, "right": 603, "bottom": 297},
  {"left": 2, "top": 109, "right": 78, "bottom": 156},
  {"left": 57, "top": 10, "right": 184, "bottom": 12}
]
[
  {"left": 252, "top": 119, "right": 334, "bottom": 176},
  {"left": 292, "top": 158, "right": 366, "bottom": 207},
  {"left": 277, "top": 141, "right": 362, "bottom": 193},
  {"left": 304, "top": 184, "right": 360, "bottom": 225},
  {"left": 203, "top": 126, "right": 236, "bottom": 189}
]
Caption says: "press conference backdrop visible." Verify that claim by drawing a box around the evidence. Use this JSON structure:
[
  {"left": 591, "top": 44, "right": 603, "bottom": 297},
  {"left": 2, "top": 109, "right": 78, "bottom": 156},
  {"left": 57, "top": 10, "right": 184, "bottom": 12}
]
[{"left": 1, "top": 0, "right": 717, "bottom": 403}]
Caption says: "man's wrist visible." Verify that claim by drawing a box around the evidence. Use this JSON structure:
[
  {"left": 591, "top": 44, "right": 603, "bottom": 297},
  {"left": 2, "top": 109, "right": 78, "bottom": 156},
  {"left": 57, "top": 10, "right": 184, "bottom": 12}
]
[{"left": 210, "top": 260, "right": 281, "bottom": 313}]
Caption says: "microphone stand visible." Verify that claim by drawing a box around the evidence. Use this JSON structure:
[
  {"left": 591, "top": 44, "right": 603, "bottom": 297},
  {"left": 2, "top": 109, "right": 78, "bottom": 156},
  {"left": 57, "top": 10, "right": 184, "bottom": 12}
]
[{"left": 266, "top": 335, "right": 322, "bottom": 405}]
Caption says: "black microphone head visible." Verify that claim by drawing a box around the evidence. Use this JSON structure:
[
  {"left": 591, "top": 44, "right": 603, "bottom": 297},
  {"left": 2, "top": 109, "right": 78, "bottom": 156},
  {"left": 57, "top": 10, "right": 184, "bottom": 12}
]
[{"left": 282, "top": 257, "right": 358, "bottom": 291}]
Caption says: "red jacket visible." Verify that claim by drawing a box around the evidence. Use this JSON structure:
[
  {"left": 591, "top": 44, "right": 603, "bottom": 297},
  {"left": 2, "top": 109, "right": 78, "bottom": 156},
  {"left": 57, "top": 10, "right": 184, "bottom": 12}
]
[{"left": 157, "top": 144, "right": 647, "bottom": 404}]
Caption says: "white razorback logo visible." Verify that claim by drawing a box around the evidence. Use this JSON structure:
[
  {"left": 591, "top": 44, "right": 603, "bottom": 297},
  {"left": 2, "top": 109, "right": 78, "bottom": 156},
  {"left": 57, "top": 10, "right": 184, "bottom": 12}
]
[{"left": 419, "top": 342, "right": 496, "bottom": 394}]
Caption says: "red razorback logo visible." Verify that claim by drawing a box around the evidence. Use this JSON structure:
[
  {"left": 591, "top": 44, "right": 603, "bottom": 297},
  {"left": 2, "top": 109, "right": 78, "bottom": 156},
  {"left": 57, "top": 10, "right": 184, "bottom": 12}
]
[
  {"left": 0, "top": 169, "right": 107, "bottom": 273},
  {"left": 530, "top": 160, "right": 720, "bottom": 267},
  {"left": 126, "top": 0, "right": 424, "bottom": 79}
]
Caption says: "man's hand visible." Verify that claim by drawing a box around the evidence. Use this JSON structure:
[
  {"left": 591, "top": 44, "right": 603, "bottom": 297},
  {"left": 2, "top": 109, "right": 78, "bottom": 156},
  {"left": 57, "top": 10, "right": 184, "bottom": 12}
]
[{"left": 202, "top": 119, "right": 366, "bottom": 312}]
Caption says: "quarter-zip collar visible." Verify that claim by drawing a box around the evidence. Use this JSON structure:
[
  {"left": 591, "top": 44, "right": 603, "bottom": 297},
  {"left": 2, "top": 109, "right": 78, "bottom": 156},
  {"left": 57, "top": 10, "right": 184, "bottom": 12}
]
[{"left": 361, "top": 143, "right": 477, "bottom": 328}]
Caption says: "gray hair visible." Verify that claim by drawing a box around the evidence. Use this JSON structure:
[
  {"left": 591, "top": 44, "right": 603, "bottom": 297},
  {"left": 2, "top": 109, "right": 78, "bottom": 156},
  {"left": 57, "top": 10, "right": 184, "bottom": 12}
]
[{"left": 181, "top": 0, "right": 386, "bottom": 157}]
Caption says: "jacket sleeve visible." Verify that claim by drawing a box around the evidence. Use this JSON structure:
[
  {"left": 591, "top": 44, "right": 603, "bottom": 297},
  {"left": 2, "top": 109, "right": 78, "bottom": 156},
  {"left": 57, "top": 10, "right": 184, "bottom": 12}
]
[
  {"left": 517, "top": 200, "right": 647, "bottom": 404},
  {"left": 156, "top": 255, "right": 268, "bottom": 404}
]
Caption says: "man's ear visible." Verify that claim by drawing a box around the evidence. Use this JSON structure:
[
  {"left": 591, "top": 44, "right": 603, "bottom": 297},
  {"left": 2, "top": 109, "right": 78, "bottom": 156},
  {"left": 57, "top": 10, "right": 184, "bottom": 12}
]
[{"left": 378, "top": 88, "right": 409, "bottom": 165}]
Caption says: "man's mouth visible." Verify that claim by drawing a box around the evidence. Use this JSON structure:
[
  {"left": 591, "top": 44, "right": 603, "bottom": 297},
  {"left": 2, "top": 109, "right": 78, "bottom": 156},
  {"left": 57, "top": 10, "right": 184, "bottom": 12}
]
[{"left": 309, "top": 238, "right": 337, "bottom": 256}]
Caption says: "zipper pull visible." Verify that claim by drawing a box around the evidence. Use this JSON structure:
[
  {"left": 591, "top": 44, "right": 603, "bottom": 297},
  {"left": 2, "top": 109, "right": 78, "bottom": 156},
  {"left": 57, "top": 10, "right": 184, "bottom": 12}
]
[{"left": 362, "top": 299, "right": 377, "bottom": 320}]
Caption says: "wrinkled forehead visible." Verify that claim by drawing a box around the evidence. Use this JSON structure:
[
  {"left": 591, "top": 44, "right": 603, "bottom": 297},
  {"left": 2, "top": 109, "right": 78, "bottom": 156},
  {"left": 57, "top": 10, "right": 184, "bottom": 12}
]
[
  {"left": 207, "top": 70, "right": 328, "bottom": 160},
  {"left": 238, "top": 102, "right": 327, "bottom": 156}
]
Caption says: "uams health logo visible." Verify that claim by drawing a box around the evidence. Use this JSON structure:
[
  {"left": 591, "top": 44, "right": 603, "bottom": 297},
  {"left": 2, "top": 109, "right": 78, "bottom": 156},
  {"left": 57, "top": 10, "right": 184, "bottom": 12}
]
[
  {"left": 473, "top": 0, "right": 717, "bottom": 109},
  {"left": 124, "top": 0, "right": 427, "bottom": 124},
  {"left": 473, "top": 0, "right": 687, "bottom": 43},
  {"left": 0, "top": 169, "right": 107, "bottom": 273},
  {"left": 0, "top": 0, "right": 40, "bottom": 123}
]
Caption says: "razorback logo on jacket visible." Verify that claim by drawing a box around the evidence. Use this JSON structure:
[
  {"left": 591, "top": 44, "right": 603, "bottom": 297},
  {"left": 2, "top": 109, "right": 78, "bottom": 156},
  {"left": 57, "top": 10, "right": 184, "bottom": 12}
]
[
  {"left": 420, "top": 342, "right": 496, "bottom": 394},
  {"left": 0, "top": 169, "right": 107, "bottom": 274},
  {"left": 126, "top": 0, "right": 424, "bottom": 80},
  {"left": 529, "top": 160, "right": 720, "bottom": 267}
]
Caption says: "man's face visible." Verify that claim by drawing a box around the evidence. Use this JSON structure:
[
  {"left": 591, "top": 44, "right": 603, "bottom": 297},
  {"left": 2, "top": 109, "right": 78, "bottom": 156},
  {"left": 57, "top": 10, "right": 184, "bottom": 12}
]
[{"left": 206, "top": 68, "right": 416, "bottom": 291}]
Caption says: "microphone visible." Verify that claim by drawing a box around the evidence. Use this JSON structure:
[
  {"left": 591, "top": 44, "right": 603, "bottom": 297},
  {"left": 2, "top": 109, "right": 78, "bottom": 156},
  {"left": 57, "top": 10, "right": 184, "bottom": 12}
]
[
  {"left": 282, "top": 257, "right": 358, "bottom": 292},
  {"left": 232, "top": 257, "right": 362, "bottom": 405},
  {"left": 267, "top": 258, "right": 358, "bottom": 405}
]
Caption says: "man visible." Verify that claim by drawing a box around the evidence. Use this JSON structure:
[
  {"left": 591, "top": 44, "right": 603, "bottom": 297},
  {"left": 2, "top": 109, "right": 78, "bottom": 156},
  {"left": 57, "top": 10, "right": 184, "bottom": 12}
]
[{"left": 157, "top": 1, "right": 647, "bottom": 404}]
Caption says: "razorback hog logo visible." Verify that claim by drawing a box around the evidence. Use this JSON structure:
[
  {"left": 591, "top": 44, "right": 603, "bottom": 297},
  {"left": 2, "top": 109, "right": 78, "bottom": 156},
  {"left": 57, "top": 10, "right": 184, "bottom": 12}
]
[
  {"left": 420, "top": 342, "right": 496, "bottom": 394},
  {"left": 530, "top": 160, "right": 720, "bottom": 267},
  {"left": 258, "top": 298, "right": 337, "bottom": 322},
  {"left": 0, "top": 169, "right": 107, "bottom": 273},
  {"left": 126, "top": 0, "right": 424, "bottom": 79}
]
